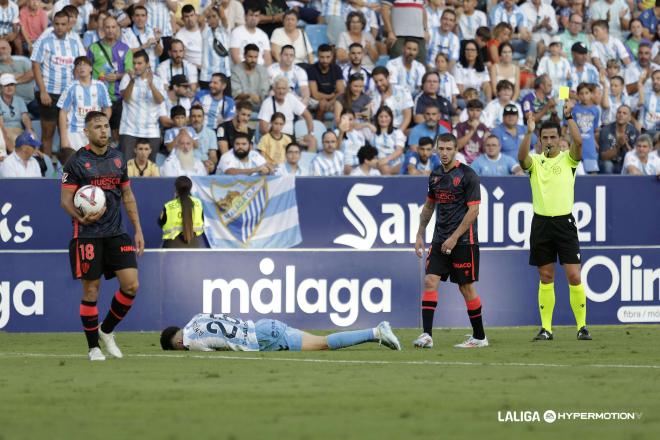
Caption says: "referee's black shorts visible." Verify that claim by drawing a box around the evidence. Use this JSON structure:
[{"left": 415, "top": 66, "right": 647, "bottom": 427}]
[
  {"left": 426, "top": 244, "right": 479, "bottom": 285},
  {"left": 529, "top": 213, "right": 581, "bottom": 266}
]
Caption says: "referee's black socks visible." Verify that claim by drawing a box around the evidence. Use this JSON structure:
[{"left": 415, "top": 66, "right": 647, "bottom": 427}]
[{"left": 466, "top": 296, "right": 486, "bottom": 340}]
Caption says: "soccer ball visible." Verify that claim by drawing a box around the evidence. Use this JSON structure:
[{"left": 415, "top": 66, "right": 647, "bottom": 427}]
[{"left": 74, "top": 185, "right": 106, "bottom": 216}]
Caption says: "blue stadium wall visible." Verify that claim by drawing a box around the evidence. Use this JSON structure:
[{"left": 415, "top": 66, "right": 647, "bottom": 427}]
[{"left": 1, "top": 177, "right": 658, "bottom": 331}]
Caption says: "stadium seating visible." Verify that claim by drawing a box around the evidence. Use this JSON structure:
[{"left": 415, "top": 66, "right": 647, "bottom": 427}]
[{"left": 305, "top": 24, "right": 329, "bottom": 54}]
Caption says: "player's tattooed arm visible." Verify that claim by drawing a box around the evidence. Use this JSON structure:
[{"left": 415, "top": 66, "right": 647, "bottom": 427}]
[
  {"left": 121, "top": 185, "right": 145, "bottom": 256},
  {"left": 415, "top": 199, "right": 435, "bottom": 258}
]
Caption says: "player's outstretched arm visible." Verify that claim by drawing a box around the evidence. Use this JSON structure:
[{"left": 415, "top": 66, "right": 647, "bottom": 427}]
[
  {"left": 415, "top": 199, "right": 435, "bottom": 258},
  {"left": 518, "top": 113, "right": 534, "bottom": 170},
  {"left": 564, "top": 100, "right": 583, "bottom": 162},
  {"left": 121, "top": 185, "right": 144, "bottom": 256}
]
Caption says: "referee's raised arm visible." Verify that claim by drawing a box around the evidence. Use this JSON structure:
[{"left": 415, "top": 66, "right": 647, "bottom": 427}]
[
  {"left": 518, "top": 112, "right": 535, "bottom": 170},
  {"left": 563, "top": 100, "right": 583, "bottom": 162}
]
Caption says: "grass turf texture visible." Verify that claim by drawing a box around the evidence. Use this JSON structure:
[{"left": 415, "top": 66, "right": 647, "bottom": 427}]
[{"left": 0, "top": 325, "right": 659, "bottom": 440}]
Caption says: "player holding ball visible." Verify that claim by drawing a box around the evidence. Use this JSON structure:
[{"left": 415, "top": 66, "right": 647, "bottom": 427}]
[
  {"left": 518, "top": 99, "right": 591, "bottom": 342},
  {"left": 61, "top": 111, "right": 144, "bottom": 361}
]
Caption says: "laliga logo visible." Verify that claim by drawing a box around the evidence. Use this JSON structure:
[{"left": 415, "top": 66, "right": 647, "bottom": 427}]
[
  {"left": 0, "top": 281, "right": 44, "bottom": 329},
  {"left": 202, "top": 258, "right": 391, "bottom": 326},
  {"left": 0, "top": 202, "right": 33, "bottom": 244},
  {"left": 333, "top": 184, "right": 607, "bottom": 249}
]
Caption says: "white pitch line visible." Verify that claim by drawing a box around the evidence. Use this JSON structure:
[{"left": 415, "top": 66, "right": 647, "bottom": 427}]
[{"left": 0, "top": 352, "right": 659, "bottom": 369}]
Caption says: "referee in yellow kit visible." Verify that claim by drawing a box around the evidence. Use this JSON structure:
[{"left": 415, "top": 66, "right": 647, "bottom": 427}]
[{"left": 518, "top": 100, "right": 591, "bottom": 341}]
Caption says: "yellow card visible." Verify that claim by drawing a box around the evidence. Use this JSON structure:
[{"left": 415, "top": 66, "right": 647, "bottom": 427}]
[{"left": 558, "top": 86, "right": 570, "bottom": 100}]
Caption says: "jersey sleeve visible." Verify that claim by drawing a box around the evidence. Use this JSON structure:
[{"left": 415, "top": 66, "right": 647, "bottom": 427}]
[
  {"left": 61, "top": 156, "right": 82, "bottom": 189},
  {"left": 120, "top": 155, "right": 130, "bottom": 186},
  {"left": 426, "top": 175, "right": 436, "bottom": 203},
  {"left": 464, "top": 168, "right": 481, "bottom": 205},
  {"left": 56, "top": 84, "right": 72, "bottom": 109}
]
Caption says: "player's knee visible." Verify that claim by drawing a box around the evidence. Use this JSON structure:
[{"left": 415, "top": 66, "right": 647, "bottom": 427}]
[
  {"left": 423, "top": 276, "right": 440, "bottom": 290},
  {"left": 567, "top": 272, "right": 581, "bottom": 285},
  {"left": 121, "top": 279, "right": 139, "bottom": 296}
]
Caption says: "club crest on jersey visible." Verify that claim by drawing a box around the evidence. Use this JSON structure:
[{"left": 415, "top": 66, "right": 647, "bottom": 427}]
[
  {"left": 210, "top": 177, "right": 268, "bottom": 245},
  {"left": 84, "top": 162, "right": 91, "bottom": 169},
  {"left": 61, "top": 172, "right": 68, "bottom": 183},
  {"left": 114, "top": 158, "right": 122, "bottom": 169},
  {"left": 453, "top": 176, "right": 461, "bottom": 187}
]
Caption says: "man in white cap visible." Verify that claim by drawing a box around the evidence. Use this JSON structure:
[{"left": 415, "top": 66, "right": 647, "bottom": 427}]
[
  {"left": 0, "top": 73, "right": 33, "bottom": 149},
  {"left": 0, "top": 131, "right": 42, "bottom": 177}
]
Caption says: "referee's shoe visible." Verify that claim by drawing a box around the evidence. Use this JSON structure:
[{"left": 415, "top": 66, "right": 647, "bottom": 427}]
[
  {"left": 577, "top": 326, "right": 592, "bottom": 340},
  {"left": 533, "top": 328, "right": 553, "bottom": 341}
]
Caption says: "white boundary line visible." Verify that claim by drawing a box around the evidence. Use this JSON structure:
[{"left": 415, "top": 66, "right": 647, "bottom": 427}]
[
  {"left": 0, "top": 352, "right": 659, "bottom": 369},
  {"left": 1, "top": 245, "right": 659, "bottom": 254}
]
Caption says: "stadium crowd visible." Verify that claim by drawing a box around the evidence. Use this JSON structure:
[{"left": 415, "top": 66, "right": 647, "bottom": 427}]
[{"left": 0, "top": 0, "right": 659, "bottom": 178}]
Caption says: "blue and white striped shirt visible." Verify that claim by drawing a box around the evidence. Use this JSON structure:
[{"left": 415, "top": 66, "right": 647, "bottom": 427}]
[
  {"left": 118, "top": 74, "right": 168, "bottom": 138},
  {"left": 321, "top": 0, "right": 346, "bottom": 17},
  {"left": 31, "top": 32, "right": 86, "bottom": 95},
  {"left": 310, "top": 150, "right": 344, "bottom": 176},
  {"left": 338, "top": 128, "right": 368, "bottom": 168},
  {"left": 427, "top": 30, "right": 460, "bottom": 67},
  {"left": 370, "top": 129, "right": 406, "bottom": 162},
  {"left": 489, "top": 4, "right": 528, "bottom": 30},
  {"left": 146, "top": 0, "right": 173, "bottom": 37},
  {"left": 195, "top": 94, "right": 236, "bottom": 130},
  {"left": 122, "top": 25, "right": 160, "bottom": 68},
  {"left": 0, "top": 2, "right": 19, "bottom": 36},
  {"left": 569, "top": 63, "right": 600, "bottom": 91},
  {"left": 458, "top": 10, "right": 488, "bottom": 40},
  {"left": 57, "top": 80, "right": 112, "bottom": 133},
  {"left": 200, "top": 25, "right": 231, "bottom": 82}
]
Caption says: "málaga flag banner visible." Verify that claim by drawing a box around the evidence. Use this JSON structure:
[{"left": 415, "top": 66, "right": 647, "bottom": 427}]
[{"left": 191, "top": 176, "right": 302, "bottom": 248}]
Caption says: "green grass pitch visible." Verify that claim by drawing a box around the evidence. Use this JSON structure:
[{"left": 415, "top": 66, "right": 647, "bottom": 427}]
[{"left": 1, "top": 325, "right": 659, "bottom": 440}]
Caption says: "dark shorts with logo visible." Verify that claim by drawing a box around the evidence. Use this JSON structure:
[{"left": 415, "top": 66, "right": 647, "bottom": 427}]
[
  {"left": 69, "top": 233, "right": 137, "bottom": 280},
  {"left": 529, "top": 214, "right": 581, "bottom": 266},
  {"left": 425, "top": 243, "right": 479, "bottom": 284}
]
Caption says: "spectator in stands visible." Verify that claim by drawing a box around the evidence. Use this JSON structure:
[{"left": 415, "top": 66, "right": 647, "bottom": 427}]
[
  {"left": 457, "top": 0, "right": 488, "bottom": 41},
  {"left": 19, "top": 0, "right": 48, "bottom": 54},
  {"left": 622, "top": 133, "right": 660, "bottom": 175},
  {"left": 381, "top": 0, "right": 426, "bottom": 63},
  {"left": 520, "top": 0, "right": 559, "bottom": 64},
  {"left": 0, "top": 131, "right": 42, "bottom": 177},
  {"left": 0, "top": 0, "right": 21, "bottom": 56},
  {"left": 217, "top": 0, "right": 246, "bottom": 32},
  {"left": 253, "top": 0, "right": 288, "bottom": 39},
  {"left": 121, "top": 5, "right": 163, "bottom": 68},
  {"left": 321, "top": 0, "right": 348, "bottom": 46},
  {"left": 480, "top": 79, "right": 522, "bottom": 129},
  {"left": 426, "top": 9, "right": 460, "bottom": 71},
  {"left": 490, "top": 0, "right": 532, "bottom": 63},
  {"left": 559, "top": 13, "right": 590, "bottom": 62},
  {"left": 600, "top": 73, "right": 635, "bottom": 126},
  {"left": 385, "top": 38, "right": 425, "bottom": 96},
  {"left": 163, "top": 105, "right": 198, "bottom": 153},
  {"left": 57, "top": 56, "right": 112, "bottom": 151},
  {"left": 599, "top": 104, "right": 639, "bottom": 174},
  {"left": 401, "top": 136, "right": 440, "bottom": 175},
  {"left": 217, "top": 131, "right": 273, "bottom": 175},
  {"left": 230, "top": 3, "right": 271, "bottom": 66},
  {"left": 0, "top": 73, "right": 33, "bottom": 150},
  {"left": 351, "top": 144, "right": 381, "bottom": 176},
  {"left": 639, "top": 1, "right": 660, "bottom": 40},
  {"left": 521, "top": 75, "right": 556, "bottom": 124},
  {"left": 485, "top": 22, "right": 512, "bottom": 64},
  {"left": 569, "top": 42, "right": 600, "bottom": 94},
  {"left": 82, "top": 11, "right": 107, "bottom": 48},
  {"left": 335, "top": 73, "right": 371, "bottom": 125},
  {"left": 275, "top": 141, "right": 307, "bottom": 176},
  {"left": 53, "top": 0, "right": 91, "bottom": 36},
  {"left": 189, "top": 104, "right": 218, "bottom": 173},
  {"left": 625, "top": 19, "right": 650, "bottom": 60},
  {"left": 590, "top": 20, "right": 632, "bottom": 72},
  {"left": 342, "top": 43, "right": 375, "bottom": 96},
  {"left": 455, "top": 39, "right": 491, "bottom": 102},
  {"left": 159, "top": 176, "right": 205, "bottom": 248},
  {"left": 127, "top": 138, "right": 160, "bottom": 177},
  {"left": 434, "top": 53, "right": 459, "bottom": 111},
  {"left": 107, "top": 0, "right": 131, "bottom": 27},
  {"left": 491, "top": 103, "right": 537, "bottom": 159},
  {"left": 195, "top": 73, "right": 235, "bottom": 130},
  {"left": 268, "top": 45, "right": 310, "bottom": 107},
  {"left": 270, "top": 9, "right": 313, "bottom": 65},
  {"left": 175, "top": 4, "right": 202, "bottom": 69},
  {"left": 156, "top": 39, "right": 198, "bottom": 93},
  {"left": 145, "top": 0, "right": 176, "bottom": 60},
  {"left": 337, "top": 109, "right": 370, "bottom": 173},
  {"left": 625, "top": 42, "right": 658, "bottom": 98},
  {"left": 217, "top": 99, "right": 254, "bottom": 155},
  {"left": 258, "top": 112, "right": 291, "bottom": 165},
  {"left": 87, "top": 16, "right": 132, "bottom": 141},
  {"left": 489, "top": 43, "right": 521, "bottom": 102},
  {"left": 0, "top": 38, "right": 34, "bottom": 106},
  {"left": 454, "top": 99, "right": 488, "bottom": 164},
  {"left": 308, "top": 43, "right": 345, "bottom": 120},
  {"left": 310, "top": 130, "right": 344, "bottom": 176},
  {"left": 31, "top": 10, "right": 86, "bottom": 156},
  {"left": 407, "top": 103, "right": 447, "bottom": 151},
  {"left": 639, "top": 69, "right": 660, "bottom": 136},
  {"left": 369, "top": 106, "right": 405, "bottom": 175},
  {"left": 537, "top": 38, "right": 572, "bottom": 97},
  {"left": 412, "top": 71, "right": 454, "bottom": 127},
  {"left": 589, "top": 0, "right": 631, "bottom": 42},
  {"left": 336, "top": 11, "right": 378, "bottom": 69},
  {"left": 572, "top": 82, "right": 601, "bottom": 174},
  {"left": 200, "top": 5, "right": 231, "bottom": 90},
  {"left": 161, "top": 129, "right": 208, "bottom": 177},
  {"left": 164, "top": 74, "right": 193, "bottom": 116},
  {"left": 258, "top": 76, "right": 316, "bottom": 150},
  {"left": 470, "top": 134, "right": 523, "bottom": 176},
  {"left": 371, "top": 66, "right": 413, "bottom": 132},
  {"left": 118, "top": 50, "right": 166, "bottom": 160},
  {"left": 231, "top": 44, "right": 270, "bottom": 110}
]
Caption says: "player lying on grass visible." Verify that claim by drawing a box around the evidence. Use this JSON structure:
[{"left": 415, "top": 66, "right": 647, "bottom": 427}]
[{"left": 160, "top": 313, "right": 401, "bottom": 351}]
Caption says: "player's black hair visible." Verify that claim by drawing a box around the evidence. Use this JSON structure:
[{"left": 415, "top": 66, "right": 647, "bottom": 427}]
[
  {"left": 170, "top": 105, "right": 186, "bottom": 119},
  {"left": 181, "top": 4, "right": 196, "bottom": 15},
  {"left": 418, "top": 137, "right": 434, "bottom": 148},
  {"left": 160, "top": 326, "right": 181, "bottom": 350},
  {"left": 436, "top": 133, "right": 458, "bottom": 149},
  {"left": 539, "top": 120, "right": 561, "bottom": 137},
  {"left": 357, "top": 145, "right": 378, "bottom": 164},
  {"left": 85, "top": 111, "right": 108, "bottom": 125}
]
